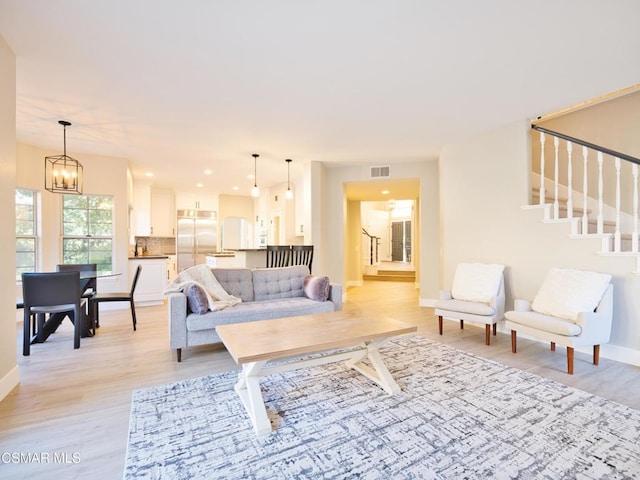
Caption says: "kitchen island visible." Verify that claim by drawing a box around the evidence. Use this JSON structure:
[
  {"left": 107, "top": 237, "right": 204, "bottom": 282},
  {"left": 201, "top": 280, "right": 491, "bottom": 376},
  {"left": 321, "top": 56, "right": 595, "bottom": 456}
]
[{"left": 204, "top": 249, "right": 267, "bottom": 269}]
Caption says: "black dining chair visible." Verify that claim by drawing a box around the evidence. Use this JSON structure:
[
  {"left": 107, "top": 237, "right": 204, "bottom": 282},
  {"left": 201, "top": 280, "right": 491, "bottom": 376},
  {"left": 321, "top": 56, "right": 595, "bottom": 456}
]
[
  {"left": 21, "top": 271, "right": 83, "bottom": 355},
  {"left": 56, "top": 263, "right": 98, "bottom": 298},
  {"left": 57, "top": 263, "right": 98, "bottom": 330},
  {"left": 266, "top": 245, "right": 291, "bottom": 268},
  {"left": 290, "top": 245, "right": 314, "bottom": 274},
  {"left": 89, "top": 265, "right": 142, "bottom": 331}
]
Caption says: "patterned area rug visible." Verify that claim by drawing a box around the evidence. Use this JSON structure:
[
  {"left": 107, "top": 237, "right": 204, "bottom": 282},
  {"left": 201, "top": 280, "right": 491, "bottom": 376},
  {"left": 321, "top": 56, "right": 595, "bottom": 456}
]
[{"left": 124, "top": 336, "right": 640, "bottom": 479}]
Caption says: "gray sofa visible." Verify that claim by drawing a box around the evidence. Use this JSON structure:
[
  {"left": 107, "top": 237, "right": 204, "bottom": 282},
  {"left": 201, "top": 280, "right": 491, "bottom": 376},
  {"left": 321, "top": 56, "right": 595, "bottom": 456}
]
[{"left": 167, "top": 265, "right": 342, "bottom": 361}]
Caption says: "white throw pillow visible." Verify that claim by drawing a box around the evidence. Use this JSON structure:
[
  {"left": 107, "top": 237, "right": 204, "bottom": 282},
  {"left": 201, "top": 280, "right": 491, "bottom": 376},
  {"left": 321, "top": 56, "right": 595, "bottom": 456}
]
[
  {"left": 451, "top": 263, "right": 505, "bottom": 303},
  {"left": 531, "top": 268, "right": 612, "bottom": 322}
]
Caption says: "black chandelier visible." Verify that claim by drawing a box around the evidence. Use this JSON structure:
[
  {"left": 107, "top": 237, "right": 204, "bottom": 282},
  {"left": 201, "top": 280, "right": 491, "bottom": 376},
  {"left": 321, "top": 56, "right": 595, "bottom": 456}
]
[
  {"left": 285, "top": 158, "right": 293, "bottom": 200},
  {"left": 44, "top": 120, "right": 83, "bottom": 194}
]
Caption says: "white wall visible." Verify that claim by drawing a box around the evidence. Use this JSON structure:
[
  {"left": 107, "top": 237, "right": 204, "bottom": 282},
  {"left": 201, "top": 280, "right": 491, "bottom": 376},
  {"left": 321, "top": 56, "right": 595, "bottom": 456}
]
[
  {"left": 440, "top": 119, "right": 640, "bottom": 362},
  {"left": 0, "top": 35, "right": 18, "bottom": 401}
]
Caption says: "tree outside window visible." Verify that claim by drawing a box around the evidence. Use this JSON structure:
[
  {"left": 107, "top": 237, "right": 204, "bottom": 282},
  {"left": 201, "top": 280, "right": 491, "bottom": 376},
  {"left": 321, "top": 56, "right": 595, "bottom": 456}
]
[{"left": 62, "top": 195, "right": 113, "bottom": 272}]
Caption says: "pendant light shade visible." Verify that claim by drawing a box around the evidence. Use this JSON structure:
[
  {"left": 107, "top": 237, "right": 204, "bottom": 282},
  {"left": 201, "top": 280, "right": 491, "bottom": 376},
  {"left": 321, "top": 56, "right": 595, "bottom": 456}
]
[
  {"left": 45, "top": 120, "right": 83, "bottom": 195},
  {"left": 285, "top": 158, "right": 293, "bottom": 200}
]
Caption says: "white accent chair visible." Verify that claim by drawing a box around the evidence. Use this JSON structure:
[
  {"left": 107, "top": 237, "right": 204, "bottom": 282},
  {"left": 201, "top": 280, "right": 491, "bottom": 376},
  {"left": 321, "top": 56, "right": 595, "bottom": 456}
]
[
  {"left": 434, "top": 263, "right": 506, "bottom": 345},
  {"left": 504, "top": 268, "right": 613, "bottom": 375}
]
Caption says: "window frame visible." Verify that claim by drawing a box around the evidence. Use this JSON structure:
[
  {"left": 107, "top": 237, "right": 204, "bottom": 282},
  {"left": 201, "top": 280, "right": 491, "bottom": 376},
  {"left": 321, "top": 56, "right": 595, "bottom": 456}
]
[
  {"left": 61, "top": 194, "right": 114, "bottom": 272},
  {"left": 15, "top": 188, "right": 38, "bottom": 282}
]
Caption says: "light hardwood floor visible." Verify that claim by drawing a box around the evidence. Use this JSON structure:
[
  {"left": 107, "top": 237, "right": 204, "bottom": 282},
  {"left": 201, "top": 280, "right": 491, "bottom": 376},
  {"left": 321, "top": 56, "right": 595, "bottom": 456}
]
[{"left": 1, "top": 281, "right": 639, "bottom": 479}]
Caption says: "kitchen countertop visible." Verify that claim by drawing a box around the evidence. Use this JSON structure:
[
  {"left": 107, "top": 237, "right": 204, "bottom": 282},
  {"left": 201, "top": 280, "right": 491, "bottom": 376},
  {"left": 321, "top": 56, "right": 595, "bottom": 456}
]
[{"left": 128, "top": 255, "right": 169, "bottom": 260}]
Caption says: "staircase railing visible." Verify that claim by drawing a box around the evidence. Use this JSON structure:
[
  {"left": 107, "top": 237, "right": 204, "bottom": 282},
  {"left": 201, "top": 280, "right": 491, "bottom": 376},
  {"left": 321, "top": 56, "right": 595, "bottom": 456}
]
[
  {"left": 531, "top": 125, "right": 640, "bottom": 253},
  {"left": 361, "top": 228, "right": 380, "bottom": 265}
]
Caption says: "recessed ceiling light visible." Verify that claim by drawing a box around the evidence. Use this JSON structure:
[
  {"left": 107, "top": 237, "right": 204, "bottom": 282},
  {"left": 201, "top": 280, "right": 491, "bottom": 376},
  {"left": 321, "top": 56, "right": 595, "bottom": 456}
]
[
  {"left": 204, "top": 169, "right": 212, "bottom": 175},
  {"left": 232, "top": 186, "right": 239, "bottom": 191},
  {"left": 381, "top": 190, "right": 390, "bottom": 195},
  {"left": 248, "top": 174, "right": 255, "bottom": 180},
  {"left": 196, "top": 183, "right": 204, "bottom": 188},
  {"left": 145, "top": 172, "right": 154, "bottom": 177}
]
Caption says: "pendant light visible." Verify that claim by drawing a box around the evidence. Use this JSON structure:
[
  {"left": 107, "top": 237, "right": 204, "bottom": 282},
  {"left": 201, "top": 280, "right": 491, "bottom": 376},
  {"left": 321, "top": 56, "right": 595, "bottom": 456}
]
[
  {"left": 44, "top": 120, "right": 83, "bottom": 194},
  {"left": 285, "top": 158, "right": 293, "bottom": 200},
  {"left": 251, "top": 153, "right": 260, "bottom": 198}
]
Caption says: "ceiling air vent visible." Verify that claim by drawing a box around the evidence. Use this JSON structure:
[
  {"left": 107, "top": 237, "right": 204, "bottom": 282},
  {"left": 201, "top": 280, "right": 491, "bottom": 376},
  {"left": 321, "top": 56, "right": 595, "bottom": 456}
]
[{"left": 370, "top": 165, "right": 390, "bottom": 178}]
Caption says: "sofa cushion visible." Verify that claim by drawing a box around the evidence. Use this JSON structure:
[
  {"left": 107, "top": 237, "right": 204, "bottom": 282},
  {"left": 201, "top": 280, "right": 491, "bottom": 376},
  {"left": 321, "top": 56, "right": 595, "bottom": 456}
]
[
  {"left": 252, "top": 265, "right": 309, "bottom": 301},
  {"left": 451, "top": 263, "right": 505, "bottom": 303},
  {"left": 211, "top": 268, "right": 254, "bottom": 302},
  {"left": 184, "top": 283, "right": 209, "bottom": 314},
  {"left": 531, "top": 268, "right": 612, "bottom": 321},
  {"left": 303, "top": 275, "right": 330, "bottom": 301},
  {"left": 434, "top": 298, "right": 496, "bottom": 316},
  {"left": 186, "top": 297, "right": 336, "bottom": 332}
]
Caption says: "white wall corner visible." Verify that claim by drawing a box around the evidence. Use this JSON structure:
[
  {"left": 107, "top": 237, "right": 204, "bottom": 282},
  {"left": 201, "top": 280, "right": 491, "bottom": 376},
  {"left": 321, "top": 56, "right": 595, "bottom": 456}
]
[{"left": 0, "top": 365, "right": 19, "bottom": 402}]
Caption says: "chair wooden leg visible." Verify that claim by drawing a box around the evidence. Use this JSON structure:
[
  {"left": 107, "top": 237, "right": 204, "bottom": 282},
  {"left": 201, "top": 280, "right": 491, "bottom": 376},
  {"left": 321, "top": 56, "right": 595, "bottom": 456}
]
[
  {"left": 177, "top": 348, "right": 182, "bottom": 362},
  {"left": 567, "top": 347, "right": 574, "bottom": 374},
  {"left": 438, "top": 316, "right": 443, "bottom": 335},
  {"left": 460, "top": 320, "right": 464, "bottom": 330},
  {"left": 485, "top": 324, "right": 490, "bottom": 345},
  {"left": 130, "top": 299, "right": 137, "bottom": 331},
  {"left": 510, "top": 330, "right": 517, "bottom": 353},
  {"left": 493, "top": 323, "right": 497, "bottom": 336},
  {"left": 593, "top": 345, "right": 600, "bottom": 365},
  {"left": 551, "top": 342, "right": 556, "bottom": 351}
]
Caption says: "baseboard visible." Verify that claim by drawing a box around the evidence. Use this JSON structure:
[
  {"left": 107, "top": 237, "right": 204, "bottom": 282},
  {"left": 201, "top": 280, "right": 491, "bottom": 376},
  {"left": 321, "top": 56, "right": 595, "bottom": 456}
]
[
  {"left": 347, "top": 280, "right": 364, "bottom": 288},
  {"left": 0, "top": 365, "right": 19, "bottom": 402},
  {"left": 419, "top": 297, "right": 438, "bottom": 307}
]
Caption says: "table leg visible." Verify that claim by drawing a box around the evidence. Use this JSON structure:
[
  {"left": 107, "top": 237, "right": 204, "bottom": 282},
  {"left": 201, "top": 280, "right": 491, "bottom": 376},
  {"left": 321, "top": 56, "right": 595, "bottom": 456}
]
[
  {"left": 234, "top": 361, "right": 272, "bottom": 436},
  {"left": 345, "top": 338, "right": 401, "bottom": 395}
]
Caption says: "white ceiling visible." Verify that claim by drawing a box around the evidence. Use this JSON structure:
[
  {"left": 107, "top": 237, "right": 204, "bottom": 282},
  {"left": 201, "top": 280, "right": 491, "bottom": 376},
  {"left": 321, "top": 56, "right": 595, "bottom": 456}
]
[{"left": 1, "top": 1, "right": 639, "bottom": 199}]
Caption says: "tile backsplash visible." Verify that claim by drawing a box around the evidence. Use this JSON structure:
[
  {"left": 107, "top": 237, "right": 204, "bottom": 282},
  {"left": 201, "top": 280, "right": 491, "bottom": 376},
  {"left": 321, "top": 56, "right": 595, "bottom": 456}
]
[{"left": 133, "top": 236, "right": 176, "bottom": 255}]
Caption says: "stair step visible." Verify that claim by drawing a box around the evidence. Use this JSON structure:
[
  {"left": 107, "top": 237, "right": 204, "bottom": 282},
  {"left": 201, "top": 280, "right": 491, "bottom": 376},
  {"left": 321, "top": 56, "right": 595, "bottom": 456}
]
[{"left": 363, "top": 269, "right": 416, "bottom": 282}]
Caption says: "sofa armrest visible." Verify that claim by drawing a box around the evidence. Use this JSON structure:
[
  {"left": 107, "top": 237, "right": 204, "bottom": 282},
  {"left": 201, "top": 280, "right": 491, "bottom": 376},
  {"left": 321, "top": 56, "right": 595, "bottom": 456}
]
[
  {"left": 328, "top": 283, "right": 343, "bottom": 311},
  {"left": 439, "top": 290, "right": 452, "bottom": 301},
  {"left": 513, "top": 299, "right": 532, "bottom": 312},
  {"left": 167, "top": 292, "right": 188, "bottom": 349}
]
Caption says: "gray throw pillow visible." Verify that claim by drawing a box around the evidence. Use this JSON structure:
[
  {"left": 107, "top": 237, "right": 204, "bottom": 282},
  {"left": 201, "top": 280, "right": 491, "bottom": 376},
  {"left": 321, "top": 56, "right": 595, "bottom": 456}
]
[
  {"left": 185, "top": 283, "right": 209, "bottom": 314},
  {"left": 303, "top": 275, "right": 330, "bottom": 302}
]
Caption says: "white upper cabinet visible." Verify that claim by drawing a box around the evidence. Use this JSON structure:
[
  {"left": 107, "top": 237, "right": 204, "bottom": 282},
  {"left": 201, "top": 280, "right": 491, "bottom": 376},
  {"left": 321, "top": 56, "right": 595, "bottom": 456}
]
[
  {"left": 150, "top": 188, "right": 176, "bottom": 237},
  {"left": 133, "top": 181, "right": 176, "bottom": 237}
]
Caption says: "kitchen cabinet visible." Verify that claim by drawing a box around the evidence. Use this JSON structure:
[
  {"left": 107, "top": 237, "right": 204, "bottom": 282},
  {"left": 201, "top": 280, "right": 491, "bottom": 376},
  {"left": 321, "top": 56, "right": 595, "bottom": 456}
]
[
  {"left": 133, "top": 183, "right": 176, "bottom": 237},
  {"left": 175, "top": 191, "right": 217, "bottom": 211},
  {"left": 129, "top": 258, "right": 168, "bottom": 305},
  {"left": 166, "top": 255, "right": 177, "bottom": 281},
  {"left": 150, "top": 188, "right": 175, "bottom": 237}
]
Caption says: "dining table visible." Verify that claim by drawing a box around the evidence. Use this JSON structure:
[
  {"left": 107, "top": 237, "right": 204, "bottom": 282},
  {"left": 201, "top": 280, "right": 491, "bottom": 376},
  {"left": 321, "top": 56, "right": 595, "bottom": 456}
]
[{"left": 17, "top": 270, "right": 120, "bottom": 345}]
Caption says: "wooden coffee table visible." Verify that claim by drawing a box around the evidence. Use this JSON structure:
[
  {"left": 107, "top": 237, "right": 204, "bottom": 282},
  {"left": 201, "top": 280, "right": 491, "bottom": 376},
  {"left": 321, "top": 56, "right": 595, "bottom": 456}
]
[{"left": 216, "top": 311, "right": 417, "bottom": 435}]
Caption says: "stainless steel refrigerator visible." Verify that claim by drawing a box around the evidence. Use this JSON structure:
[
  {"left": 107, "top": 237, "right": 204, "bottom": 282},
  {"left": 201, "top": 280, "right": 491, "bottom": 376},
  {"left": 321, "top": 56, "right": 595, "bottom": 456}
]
[{"left": 177, "top": 210, "right": 217, "bottom": 272}]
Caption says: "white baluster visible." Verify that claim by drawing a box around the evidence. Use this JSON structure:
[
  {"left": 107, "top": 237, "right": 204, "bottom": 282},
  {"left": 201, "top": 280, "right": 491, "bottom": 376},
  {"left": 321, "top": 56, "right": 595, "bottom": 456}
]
[
  {"left": 633, "top": 164, "right": 638, "bottom": 253},
  {"left": 614, "top": 157, "right": 621, "bottom": 252},
  {"left": 566, "top": 141, "right": 573, "bottom": 220},
  {"left": 554, "top": 136, "right": 560, "bottom": 219},
  {"left": 582, "top": 146, "right": 589, "bottom": 235},
  {"left": 597, "top": 152, "right": 604, "bottom": 237},
  {"left": 539, "top": 132, "right": 545, "bottom": 205}
]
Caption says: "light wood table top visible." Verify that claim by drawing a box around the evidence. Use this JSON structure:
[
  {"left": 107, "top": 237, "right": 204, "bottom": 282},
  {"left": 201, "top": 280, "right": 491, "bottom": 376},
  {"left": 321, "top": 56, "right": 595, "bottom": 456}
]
[{"left": 216, "top": 310, "right": 417, "bottom": 364}]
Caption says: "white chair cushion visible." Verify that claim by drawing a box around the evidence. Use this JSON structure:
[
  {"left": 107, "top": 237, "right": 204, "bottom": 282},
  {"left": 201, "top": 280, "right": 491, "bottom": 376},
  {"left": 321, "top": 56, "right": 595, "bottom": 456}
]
[
  {"left": 435, "top": 299, "right": 496, "bottom": 316},
  {"left": 505, "top": 310, "right": 582, "bottom": 336},
  {"left": 531, "top": 268, "right": 612, "bottom": 322},
  {"left": 451, "top": 263, "right": 505, "bottom": 303}
]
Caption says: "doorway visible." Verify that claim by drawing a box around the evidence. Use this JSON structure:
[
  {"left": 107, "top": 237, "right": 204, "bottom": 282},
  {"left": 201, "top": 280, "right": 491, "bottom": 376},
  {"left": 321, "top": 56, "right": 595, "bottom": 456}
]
[{"left": 391, "top": 220, "right": 411, "bottom": 262}]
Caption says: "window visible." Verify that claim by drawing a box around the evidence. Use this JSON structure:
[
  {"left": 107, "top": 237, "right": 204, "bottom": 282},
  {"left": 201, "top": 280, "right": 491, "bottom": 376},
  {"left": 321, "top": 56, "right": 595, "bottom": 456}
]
[
  {"left": 16, "top": 188, "right": 37, "bottom": 282},
  {"left": 62, "top": 195, "right": 113, "bottom": 272}
]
